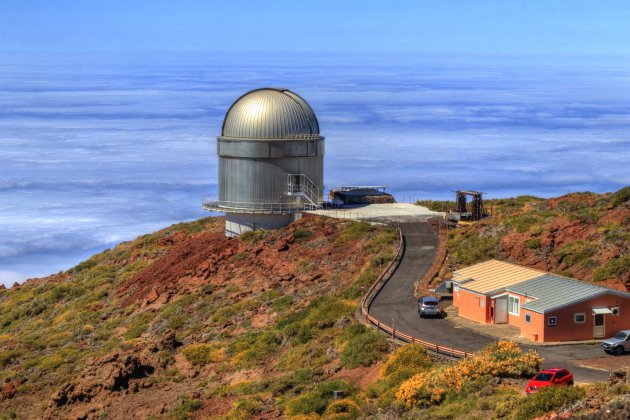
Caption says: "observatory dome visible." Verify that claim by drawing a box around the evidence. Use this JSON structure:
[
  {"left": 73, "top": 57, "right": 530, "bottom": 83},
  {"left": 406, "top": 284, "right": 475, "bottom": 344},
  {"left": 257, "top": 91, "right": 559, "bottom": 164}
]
[{"left": 221, "top": 88, "right": 320, "bottom": 140}]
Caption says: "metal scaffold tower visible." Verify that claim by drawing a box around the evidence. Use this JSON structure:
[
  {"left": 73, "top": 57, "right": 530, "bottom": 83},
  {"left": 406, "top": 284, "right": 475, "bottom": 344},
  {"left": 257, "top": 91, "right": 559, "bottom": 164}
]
[{"left": 455, "top": 190, "right": 485, "bottom": 221}]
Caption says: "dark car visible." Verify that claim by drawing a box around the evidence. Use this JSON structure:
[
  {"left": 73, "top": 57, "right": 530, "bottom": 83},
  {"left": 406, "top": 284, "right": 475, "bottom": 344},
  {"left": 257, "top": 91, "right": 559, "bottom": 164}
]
[
  {"left": 525, "top": 368, "right": 574, "bottom": 395},
  {"left": 418, "top": 296, "right": 442, "bottom": 318}
]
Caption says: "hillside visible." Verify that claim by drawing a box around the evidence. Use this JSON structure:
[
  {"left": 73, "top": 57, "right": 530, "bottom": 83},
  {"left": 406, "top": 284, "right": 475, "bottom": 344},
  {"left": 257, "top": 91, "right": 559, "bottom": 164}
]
[
  {"left": 1, "top": 189, "right": 629, "bottom": 419},
  {"left": 429, "top": 187, "right": 630, "bottom": 290},
  {"left": 0, "top": 216, "right": 400, "bottom": 418}
]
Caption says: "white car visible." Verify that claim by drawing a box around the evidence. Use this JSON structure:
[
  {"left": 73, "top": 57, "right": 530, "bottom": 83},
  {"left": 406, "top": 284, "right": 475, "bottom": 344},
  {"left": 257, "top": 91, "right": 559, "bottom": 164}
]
[
  {"left": 418, "top": 296, "right": 442, "bottom": 318},
  {"left": 602, "top": 330, "right": 630, "bottom": 355}
]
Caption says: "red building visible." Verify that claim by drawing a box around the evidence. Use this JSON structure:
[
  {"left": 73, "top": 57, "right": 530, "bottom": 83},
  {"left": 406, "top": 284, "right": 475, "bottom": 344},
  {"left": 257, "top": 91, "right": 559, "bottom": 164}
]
[{"left": 452, "top": 260, "right": 630, "bottom": 342}]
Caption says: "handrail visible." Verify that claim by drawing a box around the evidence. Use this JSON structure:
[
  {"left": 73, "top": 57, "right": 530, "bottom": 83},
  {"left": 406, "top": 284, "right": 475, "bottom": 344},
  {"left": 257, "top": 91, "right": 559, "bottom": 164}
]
[
  {"left": 202, "top": 198, "right": 305, "bottom": 214},
  {"left": 287, "top": 173, "right": 323, "bottom": 209},
  {"left": 360, "top": 223, "right": 475, "bottom": 359}
]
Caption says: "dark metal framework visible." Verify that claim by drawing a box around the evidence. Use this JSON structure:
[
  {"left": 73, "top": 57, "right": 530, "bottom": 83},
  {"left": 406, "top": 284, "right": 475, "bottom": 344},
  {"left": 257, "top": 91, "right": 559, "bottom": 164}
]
[{"left": 455, "top": 190, "right": 485, "bottom": 221}]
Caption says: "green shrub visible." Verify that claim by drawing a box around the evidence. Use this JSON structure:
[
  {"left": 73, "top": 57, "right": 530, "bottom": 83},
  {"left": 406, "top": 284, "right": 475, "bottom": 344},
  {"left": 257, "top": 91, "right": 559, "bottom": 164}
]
[
  {"left": 124, "top": 312, "right": 153, "bottom": 339},
  {"left": 343, "top": 266, "right": 379, "bottom": 300},
  {"left": 225, "top": 397, "right": 263, "bottom": 419},
  {"left": 240, "top": 230, "right": 265, "bottom": 243},
  {"left": 593, "top": 255, "right": 630, "bottom": 281},
  {"left": 552, "top": 270, "right": 573, "bottom": 278},
  {"left": 231, "top": 252, "right": 248, "bottom": 262},
  {"left": 340, "top": 330, "right": 388, "bottom": 369},
  {"left": 557, "top": 241, "right": 595, "bottom": 267},
  {"left": 335, "top": 222, "right": 374, "bottom": 245},
  {"left": 515, "top": 385, "right": 585, "bottom": 420},
  {"left": 228, "top": 330, "right": 281, "bottom": 368},
  {"left": 272, "top": 295, "right": 293, "bottom": 311},
  {"left": 510, "top": 215, "right": 541, "bottom": 233},
  {"left": 324, "top": 398, "right": 361, "bottom": 418},
  {"left": 285, "top": 380, "right": 355, "bottom": 415},
  {"left": 183, "top": 344, "right": 223, "bottom": 365},
  {"left": 279, "top": 296, "right": 355, "bottom": 344},
  {"left": 268, "top": 369, "right": 319, "bottom": 397},
  {"left": 568, "top": 208, "right": 600, "bottom": 224},
  {"left": 370, "top": 252, "right": 394, "bottom": 268},
  {"left": 279, "top": 341, "right": 332, "bottom": 371},
  {"left": 293, "top": 228, "right": 313, "bottom": 242},
  {"left": 298, "top": 259, "right": 315, "bottom": 273},
  {"left": 169, "top": 398, "right": 202, "bottom": 419},
  {"left": 494, "top": 394, "right": 521, "bottom": 418},
  {"left": 69, "top": 257, "right": 99, "bottom": 274},
  {"left": 183, "top": 218, "right": 210, "bottom": 234},
  {"left": 525, "top": 238, "right": 541, "bottom": 249},
  {"left": 612, "top": 186, "right": 630, "bottom": 207},
  {"left": 0, "top": 349, "right": 24, "bottom": 367},
  {"left": 447, "top": 231, "right": 500, "bottom": 266}
]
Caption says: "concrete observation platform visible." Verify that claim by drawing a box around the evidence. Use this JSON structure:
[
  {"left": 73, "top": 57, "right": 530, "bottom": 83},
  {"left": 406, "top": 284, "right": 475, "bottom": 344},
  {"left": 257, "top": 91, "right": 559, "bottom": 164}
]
[{"left": 305, "top": 203, "right": 443, "bottom": 223}]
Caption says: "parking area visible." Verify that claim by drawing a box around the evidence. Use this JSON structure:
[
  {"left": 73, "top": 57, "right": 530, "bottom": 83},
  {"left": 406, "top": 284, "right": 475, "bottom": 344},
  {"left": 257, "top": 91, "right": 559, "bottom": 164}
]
[
  {"left": 368, "top": 221, "right": 613, "bottom": 384},
  {"left": 306, "top": 203, "right": 442, "bottom": 221}
]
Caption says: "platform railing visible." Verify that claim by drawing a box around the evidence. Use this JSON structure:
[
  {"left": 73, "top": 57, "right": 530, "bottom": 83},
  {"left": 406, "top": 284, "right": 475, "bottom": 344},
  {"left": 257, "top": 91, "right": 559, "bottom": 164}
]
[
  {"left": 202, "top": 198, "right": 304, "bottom": 214},
  {"left": 287, "top": 174, "right": 324, "bottom": 210}
]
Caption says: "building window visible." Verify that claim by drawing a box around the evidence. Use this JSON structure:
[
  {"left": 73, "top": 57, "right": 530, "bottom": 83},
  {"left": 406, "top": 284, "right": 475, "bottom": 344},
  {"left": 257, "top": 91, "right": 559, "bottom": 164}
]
[
  {"left": 574, "top": 313, "right": 586, "bottom": 324},
  {"left": 548, "top": 316, "right": 557, "bottom": 327},
  {"left": 525, "top": 313, "right": 531, "bottom": 324},
  {"left": 479, "top": 298, "right": 485, "bottom": 308},
  {"left": 508, "top": 295, "right": 520, "bottom": 316}
]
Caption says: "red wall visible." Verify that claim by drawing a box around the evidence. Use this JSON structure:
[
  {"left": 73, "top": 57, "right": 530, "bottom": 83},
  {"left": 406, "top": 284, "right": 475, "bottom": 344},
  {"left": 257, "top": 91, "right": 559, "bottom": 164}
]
[
  {"left": 455, "top": 287, "right": 630, "bottom": 342},
  {"left": 455, "top": 288, "right": 490, "bottom": 324},
  {"left": 543, "top": 294, "right": 630, "bottom": 342}
]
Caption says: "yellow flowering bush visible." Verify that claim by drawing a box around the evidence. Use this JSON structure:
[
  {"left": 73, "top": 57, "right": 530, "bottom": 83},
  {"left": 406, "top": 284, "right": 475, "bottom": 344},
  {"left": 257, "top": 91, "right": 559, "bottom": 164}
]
[
  {"left": 381, "top": 344, "right": 433, "bottom": 380},
  {"left": 323, "top": 398, "right": 361, "bottom": 419},
  {"left": 396, "top": 341, "right": 543, "bottom": 407}
]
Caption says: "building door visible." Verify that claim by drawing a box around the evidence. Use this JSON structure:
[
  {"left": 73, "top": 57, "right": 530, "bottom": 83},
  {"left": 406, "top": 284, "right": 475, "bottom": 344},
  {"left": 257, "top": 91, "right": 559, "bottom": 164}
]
[
  {"left": 593, "top": 313, "right": 605, "bottom": 338},
  {"left": 494, "top": 296, "right": 508, "bottom": 324}
]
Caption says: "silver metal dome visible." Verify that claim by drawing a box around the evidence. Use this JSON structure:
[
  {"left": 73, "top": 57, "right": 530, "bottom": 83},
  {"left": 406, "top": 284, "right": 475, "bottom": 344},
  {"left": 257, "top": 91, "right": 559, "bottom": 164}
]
[{"left": 221, "top": 88, "right": 320, "bottom": 139}]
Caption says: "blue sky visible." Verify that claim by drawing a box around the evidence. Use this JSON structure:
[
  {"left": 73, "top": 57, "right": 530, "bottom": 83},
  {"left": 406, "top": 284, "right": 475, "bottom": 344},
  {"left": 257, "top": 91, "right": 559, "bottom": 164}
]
[
  {"left": 2, "top": 0, "right": 630, "bottom": 57},
  {"left": 1, "top": 1, "right": 629, "bottom": 285}
]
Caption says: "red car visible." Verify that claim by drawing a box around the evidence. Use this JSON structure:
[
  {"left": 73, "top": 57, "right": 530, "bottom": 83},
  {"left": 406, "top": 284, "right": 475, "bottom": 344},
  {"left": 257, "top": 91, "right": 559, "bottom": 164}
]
[{"left": 525, "top": 368, "right": 574, "bottom": 395}]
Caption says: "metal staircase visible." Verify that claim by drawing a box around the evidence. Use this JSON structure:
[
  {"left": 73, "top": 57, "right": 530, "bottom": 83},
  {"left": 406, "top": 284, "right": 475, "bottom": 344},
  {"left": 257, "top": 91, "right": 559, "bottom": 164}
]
[{"left": 287, "top": 174, "right": 323, "bottom": 210}]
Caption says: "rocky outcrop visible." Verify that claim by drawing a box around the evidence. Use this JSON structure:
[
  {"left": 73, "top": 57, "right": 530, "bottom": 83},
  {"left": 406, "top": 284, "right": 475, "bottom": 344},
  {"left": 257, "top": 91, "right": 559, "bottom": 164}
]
[
  {"left": 46, "top": 332, "right": 179, "bottom": 416},
  {"left": 49, "top": 353, "right": 149, "bottom": 408}
]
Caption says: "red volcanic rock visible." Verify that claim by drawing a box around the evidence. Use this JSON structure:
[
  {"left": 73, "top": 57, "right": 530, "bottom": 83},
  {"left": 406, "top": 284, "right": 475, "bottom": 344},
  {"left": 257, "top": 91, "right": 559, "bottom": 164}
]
[
  {"left": 1, "top": 381, "right": 17, "bottom": 399},
  {"left": 116, "top": 217, "right": 369, "bottom": 309}
]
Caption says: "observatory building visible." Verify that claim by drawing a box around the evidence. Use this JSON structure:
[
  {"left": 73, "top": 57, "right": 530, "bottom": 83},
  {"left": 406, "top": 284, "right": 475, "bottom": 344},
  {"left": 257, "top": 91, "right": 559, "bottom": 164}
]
[{"left": 203, "top": 88, "right": 325, "bottom": 237}]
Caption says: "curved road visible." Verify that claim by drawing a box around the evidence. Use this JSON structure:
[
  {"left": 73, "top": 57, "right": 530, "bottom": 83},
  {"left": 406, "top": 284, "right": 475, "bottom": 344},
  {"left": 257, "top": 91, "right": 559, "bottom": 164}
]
[{"left": 369, "top": 221, "right": 611, "bottom": 383}]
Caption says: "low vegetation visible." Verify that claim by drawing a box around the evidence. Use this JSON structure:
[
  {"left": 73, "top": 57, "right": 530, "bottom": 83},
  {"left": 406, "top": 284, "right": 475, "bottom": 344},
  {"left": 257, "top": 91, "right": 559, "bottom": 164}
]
[
  {"left": 438, "top": 187, "right": 630, "bottom": 288},
  {"left": 1, "top": 188, "right": 628, "bottom": 418}
]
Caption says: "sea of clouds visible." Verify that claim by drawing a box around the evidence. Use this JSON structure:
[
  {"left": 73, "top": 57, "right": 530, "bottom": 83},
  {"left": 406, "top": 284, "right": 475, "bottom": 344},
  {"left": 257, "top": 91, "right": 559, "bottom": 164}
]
[{"left": 1, "top": 54, "right": 628, "bottom": 285}]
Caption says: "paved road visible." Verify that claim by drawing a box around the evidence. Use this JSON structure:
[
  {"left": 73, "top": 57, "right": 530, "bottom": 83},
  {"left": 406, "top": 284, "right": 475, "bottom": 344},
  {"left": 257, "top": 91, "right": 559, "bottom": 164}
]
[{"left": 369, "top": 221, "right": 611, "bottom": 383}]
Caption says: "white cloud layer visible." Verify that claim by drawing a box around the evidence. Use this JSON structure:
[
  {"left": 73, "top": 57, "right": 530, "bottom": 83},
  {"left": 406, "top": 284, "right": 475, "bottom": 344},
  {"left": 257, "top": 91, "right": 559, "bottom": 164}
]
[{"left": 0, "top": 56, "right": 628, "bottom": 285}]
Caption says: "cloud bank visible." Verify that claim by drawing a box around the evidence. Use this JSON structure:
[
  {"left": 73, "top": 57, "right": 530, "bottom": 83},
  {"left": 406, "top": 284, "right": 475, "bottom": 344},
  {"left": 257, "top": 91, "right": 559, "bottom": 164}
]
[{"left": 0, "top": 56, "right": 628, "bottom": 284}]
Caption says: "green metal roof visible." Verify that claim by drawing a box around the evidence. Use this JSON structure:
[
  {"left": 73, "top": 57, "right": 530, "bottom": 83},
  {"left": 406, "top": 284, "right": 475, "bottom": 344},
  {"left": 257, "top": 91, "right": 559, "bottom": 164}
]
[{"left": 507, "top": 274, "right": 630, "bottom": 314}]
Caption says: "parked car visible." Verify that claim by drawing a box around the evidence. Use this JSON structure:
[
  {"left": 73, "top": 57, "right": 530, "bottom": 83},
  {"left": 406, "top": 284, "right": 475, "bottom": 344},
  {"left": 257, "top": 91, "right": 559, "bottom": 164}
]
[
  {"left": 602, "top": 330, "right": 630, "bottom": 355},
  {"left": 418, "top": 296, "right": 442, "bottom": 318},
  {"left": 525, "top": 368, "right": 574, "bottom": 395}
]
